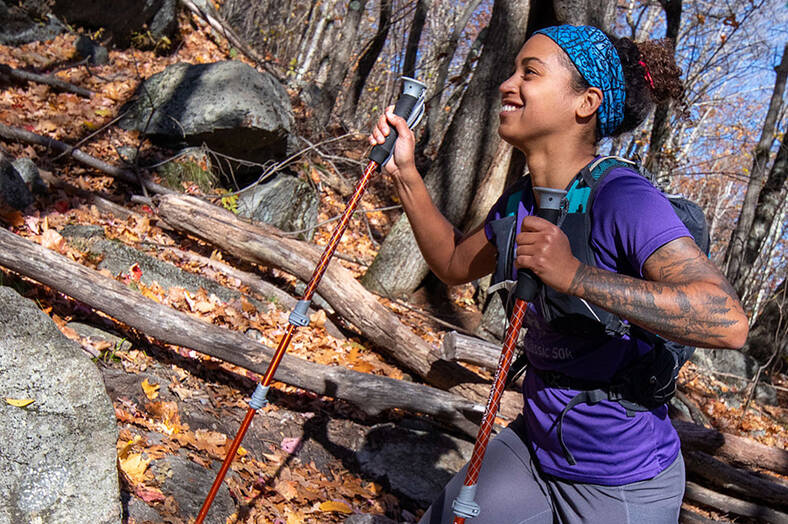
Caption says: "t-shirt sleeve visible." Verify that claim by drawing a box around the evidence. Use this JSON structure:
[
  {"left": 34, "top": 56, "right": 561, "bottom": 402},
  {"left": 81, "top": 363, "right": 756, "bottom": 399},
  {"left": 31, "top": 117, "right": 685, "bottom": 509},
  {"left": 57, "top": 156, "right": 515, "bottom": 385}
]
[{"left": 590, "top": 168, "right": 692, "bottom": 278}]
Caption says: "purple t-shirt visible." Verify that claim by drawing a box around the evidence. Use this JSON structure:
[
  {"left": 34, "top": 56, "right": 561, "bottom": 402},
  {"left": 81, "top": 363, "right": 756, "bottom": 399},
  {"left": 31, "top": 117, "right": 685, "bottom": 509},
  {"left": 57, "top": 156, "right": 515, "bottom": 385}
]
[{"left": 484, "top": 165, "right": 690, "bottom": 485}]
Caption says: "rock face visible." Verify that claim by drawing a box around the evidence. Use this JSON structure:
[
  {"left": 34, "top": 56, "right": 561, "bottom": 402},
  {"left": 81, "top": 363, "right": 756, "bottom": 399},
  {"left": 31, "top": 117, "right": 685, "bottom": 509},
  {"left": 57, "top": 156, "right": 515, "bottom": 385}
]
[
  {"left": 354, "top": 423, "right": 472, "bottom": 506},
  {"left": 0, "top": 153, "right": 34, "bottom": 210},
  {"left": 0, "top": 1, "right": 65, "bottom": 45},
  {"left": 119, "top": 61, "right": 294, "bottom": 171},
  {"left": 691, "top": 347, "right": 778, "bottom": 405},
  {"left": 0, "top": 286, "right": 121, "bottom": 524},
  {"left": 51, "top": 0, "right": 177, "bottom": 47},
  {"left": 237, "top": 174, "right": 318, "bottom": 241}
]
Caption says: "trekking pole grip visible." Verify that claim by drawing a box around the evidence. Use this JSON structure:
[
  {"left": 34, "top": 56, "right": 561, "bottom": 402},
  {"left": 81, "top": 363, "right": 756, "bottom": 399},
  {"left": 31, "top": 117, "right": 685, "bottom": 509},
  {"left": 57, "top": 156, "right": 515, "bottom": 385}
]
[
  {"left": 514, "top": 187, "right": 566, "bottom": 301},
  {"left": 368, "top": 77, "right": 426, "bottom": 167}
]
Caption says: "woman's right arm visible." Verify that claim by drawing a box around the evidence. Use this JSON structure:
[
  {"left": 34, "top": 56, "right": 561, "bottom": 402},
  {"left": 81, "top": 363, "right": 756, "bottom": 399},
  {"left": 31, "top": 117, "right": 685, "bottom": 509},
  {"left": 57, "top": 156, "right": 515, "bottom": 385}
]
[{"left": 370, "top": 108, "right": 497, "bottom": 285}]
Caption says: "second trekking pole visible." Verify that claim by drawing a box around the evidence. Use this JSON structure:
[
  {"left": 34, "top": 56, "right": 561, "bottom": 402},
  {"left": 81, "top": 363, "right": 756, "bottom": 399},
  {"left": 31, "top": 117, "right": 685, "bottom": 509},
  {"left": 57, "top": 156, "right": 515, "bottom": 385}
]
[
  {"left": 451, "top": 187, "right": 566, "bottom": 524},
  {"left": 194, "top": 77, "right": 426, "bottom": 524}
]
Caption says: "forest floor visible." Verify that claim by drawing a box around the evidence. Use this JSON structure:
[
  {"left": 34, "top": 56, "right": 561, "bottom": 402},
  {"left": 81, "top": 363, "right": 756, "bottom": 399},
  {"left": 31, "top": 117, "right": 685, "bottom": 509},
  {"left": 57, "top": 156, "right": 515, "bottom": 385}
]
[{"left": 0, "top": 11, "right": 786, "bottom": 524}]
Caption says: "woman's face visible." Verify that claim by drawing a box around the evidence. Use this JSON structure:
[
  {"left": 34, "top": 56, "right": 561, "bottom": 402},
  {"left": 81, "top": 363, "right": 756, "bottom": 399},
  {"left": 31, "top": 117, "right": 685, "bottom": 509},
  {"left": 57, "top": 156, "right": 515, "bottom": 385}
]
[{"left": 498, "top": 34, "right": 586, "bottom": 149}]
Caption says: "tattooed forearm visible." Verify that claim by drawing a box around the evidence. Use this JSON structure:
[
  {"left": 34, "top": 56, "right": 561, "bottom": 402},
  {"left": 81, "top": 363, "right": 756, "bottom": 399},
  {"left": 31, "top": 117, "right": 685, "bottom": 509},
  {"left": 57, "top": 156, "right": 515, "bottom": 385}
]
[{"left": 566, "top": 238, "right": 748, "bottom": 348}]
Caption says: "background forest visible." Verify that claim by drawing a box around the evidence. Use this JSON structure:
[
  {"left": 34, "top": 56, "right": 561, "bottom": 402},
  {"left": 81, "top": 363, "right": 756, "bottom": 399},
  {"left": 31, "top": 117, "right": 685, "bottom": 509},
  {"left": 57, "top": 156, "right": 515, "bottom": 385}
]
[{"left": 0, "top": 0, "right": 786, "bottom": 523}]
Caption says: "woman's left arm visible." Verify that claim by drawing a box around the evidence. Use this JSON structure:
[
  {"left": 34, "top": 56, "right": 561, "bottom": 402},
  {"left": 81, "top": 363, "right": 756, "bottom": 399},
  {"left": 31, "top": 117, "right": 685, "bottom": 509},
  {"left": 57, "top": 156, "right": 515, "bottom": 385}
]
[{"left": 516, "top": 218, "right": 749, "bottom": 349}]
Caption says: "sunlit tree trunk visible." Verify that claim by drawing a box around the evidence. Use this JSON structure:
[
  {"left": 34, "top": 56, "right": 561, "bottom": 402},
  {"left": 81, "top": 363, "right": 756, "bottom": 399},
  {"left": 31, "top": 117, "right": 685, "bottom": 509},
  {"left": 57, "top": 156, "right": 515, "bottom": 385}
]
[
  {"left": 724, "top": 43, "right": 788, "bottom": 298},
  {"left": 402, "top": 0, "right": 430, "bottom": 79},
  {"left": 417, "top": 0, "right": 482, "bottom": 156},
  {"left": 307, "top": 0, "right": 368, "bottom": 127},
  {"left": 341, "top": 0, "right": 392, "bottom": 123}
]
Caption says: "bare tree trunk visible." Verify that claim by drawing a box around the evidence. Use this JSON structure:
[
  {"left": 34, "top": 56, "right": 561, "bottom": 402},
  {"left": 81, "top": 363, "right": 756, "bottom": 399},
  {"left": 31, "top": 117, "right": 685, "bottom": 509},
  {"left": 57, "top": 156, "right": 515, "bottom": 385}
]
[
  {"left": 341, "top": 0, "right": 392, "bottom": 123},
  {"left": 741, "top": 279, "right": 787, "bottom": 363},
  {"left": 294, "top": 0, "right": 334, "bottom": 84},
  {"left": 418, "top": 0, "right": 483, "bottom": 155},
  {"left": 311, "top": 0, "right": 368, "bottom": 127},
  {"left": 402, "top": 0, "right": 430, "bottom": 79},
  {"left": 724, "top": 43, "right": 788, "bottom": 292},
  {"left": 644, "top": 0, "right": 682, "bottom": 178}
]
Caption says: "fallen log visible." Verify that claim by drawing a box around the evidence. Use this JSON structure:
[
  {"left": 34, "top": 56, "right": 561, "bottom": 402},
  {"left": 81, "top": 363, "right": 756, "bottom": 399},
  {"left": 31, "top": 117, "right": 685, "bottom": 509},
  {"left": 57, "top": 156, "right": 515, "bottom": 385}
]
[
  {"left": 675, "top": 420, "right": 788, "bottom": 476},
  {"left": 0, "top": 122, "right": 173, "bottom": 196},
  {"left": 684, "top": 481, "right": 788, "bottom": 523},
  {"left": 0, "top": 227, "right": 483, "bottom": 435},
  {"left": 679, "top": 508, "right": 721, "bottom": 524},
  {"left": 442, "top": 330, "right": 501, "bottom": 369},
  {"left": 0, "top": 63, "right": 92, "bottom": 97},
  {"left": 154, "top": 194, "right": 523, "bottom": 416},
  {"left": 684, "top": 449, "right": 788, "bottom": 510},
  {"left": 442, "top": 330, "right": 524, "bottom": 388}
]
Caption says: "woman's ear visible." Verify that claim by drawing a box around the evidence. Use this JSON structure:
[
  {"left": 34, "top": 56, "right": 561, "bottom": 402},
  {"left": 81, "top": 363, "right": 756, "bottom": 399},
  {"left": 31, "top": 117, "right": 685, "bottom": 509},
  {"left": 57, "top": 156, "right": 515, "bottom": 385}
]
[{"left": 577, "top": 87, "right": 603, "bottom": 119}]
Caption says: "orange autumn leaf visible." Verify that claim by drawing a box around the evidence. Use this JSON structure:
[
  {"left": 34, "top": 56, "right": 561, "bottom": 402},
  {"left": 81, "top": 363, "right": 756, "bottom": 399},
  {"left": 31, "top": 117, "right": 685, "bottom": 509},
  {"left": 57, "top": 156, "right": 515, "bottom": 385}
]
[
  {"left": 41, "top": 229, "right": 66, "bottom": 253},
  {"left": 318, "top": 500, "right": 353, "bottom": 514},
  {"left": 119, "top": 452, "right": 149, "bottom": 484},
  {"left": 141, "top": 378, "right": 160, "bottom": 400}
]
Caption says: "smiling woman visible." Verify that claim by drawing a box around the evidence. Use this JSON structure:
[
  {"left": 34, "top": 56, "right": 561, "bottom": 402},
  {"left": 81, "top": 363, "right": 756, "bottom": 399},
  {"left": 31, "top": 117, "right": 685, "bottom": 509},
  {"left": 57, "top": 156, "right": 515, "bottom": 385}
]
[{"left": 369, "top": 23, "right": 747, "bottom": 524}]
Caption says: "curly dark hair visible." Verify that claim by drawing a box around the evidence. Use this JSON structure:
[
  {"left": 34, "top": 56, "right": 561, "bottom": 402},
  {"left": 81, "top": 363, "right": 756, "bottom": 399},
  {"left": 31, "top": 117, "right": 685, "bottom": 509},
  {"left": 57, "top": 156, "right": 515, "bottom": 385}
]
[{"left": 562, "top": 34, "right": 684, "bottom": 139}]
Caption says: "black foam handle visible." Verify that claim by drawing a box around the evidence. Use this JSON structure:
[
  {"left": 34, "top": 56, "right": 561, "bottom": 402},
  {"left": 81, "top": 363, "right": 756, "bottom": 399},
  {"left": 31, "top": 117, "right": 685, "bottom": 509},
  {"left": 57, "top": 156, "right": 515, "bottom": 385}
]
[
  {"left": 368, "top": 93, "right": 420, "bottom": 167},
  {"left": 513, "top": 207, "right": 561, "bottom": 301}
]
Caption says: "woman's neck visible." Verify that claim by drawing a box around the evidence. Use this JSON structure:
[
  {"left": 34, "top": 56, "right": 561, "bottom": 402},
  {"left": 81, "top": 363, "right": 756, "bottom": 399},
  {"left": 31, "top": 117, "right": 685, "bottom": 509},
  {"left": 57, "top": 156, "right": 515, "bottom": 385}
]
[{"left": 525, "top": 141, "right": 597, "bottom": 190}]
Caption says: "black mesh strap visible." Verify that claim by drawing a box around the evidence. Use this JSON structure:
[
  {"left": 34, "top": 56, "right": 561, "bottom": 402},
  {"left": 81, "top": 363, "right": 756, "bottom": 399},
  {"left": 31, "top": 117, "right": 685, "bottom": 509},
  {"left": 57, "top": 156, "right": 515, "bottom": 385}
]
[{"left": 533, "top": 368, "right": 651, "bottom": 465}]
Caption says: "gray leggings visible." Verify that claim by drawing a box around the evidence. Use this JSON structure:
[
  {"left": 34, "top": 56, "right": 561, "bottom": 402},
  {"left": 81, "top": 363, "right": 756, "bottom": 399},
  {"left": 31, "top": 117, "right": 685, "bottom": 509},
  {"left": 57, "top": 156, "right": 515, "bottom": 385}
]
[{"left": 418, "top": 425, "right": 685, "bottom": 524}]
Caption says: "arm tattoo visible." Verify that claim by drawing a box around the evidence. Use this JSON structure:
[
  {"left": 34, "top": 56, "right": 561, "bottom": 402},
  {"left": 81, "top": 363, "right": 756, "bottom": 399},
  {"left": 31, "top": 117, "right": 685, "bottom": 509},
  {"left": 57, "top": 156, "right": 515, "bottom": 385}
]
[{"left": 566, "top": 239, "right": 746, "bottom": 347}]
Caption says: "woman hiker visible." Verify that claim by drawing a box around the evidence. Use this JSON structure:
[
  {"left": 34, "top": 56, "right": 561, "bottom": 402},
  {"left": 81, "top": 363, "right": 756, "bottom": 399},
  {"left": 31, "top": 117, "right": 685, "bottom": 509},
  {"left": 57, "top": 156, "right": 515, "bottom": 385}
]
[{"left": 369, "top": 25, "right": 748, "bottom": 523}]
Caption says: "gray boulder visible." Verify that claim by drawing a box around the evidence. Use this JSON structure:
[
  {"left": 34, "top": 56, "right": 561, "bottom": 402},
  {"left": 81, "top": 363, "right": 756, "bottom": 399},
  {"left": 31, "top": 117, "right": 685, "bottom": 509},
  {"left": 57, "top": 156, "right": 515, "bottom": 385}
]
[
  {"left": 75, "top": 35, "right": 109, "bottom": 65},
  {"left": 344, "top": 514, "right": 399, "bottom": 524},
  {"left": 690, "top": 347, "right": 759, "bottom": 380},
  {"left": 0, "top": 286, "right": 121, "bottom": 524},
  {"left": 237, "top": 174, "right": 318, "bottom": 241},
  {"left": 0, "top": 153, "right": 33, "bottom": 210},
  {"left": 690, "top": 347, "right": 778, "bottom": 405},
  {"left": 119, "top": 61, "right": 294, "bottom": 169},
  {"left": 355, "top": 423, "right": 472, "bottom": 506},
  {"left": 11, "top": 157, "right": 47, "bottom": 195},
  {"left": 51, "top": 0, "right": 176, "bottom": 47},
  {"left": 0, "top": 1, "right": 65, "bottom": 45}
]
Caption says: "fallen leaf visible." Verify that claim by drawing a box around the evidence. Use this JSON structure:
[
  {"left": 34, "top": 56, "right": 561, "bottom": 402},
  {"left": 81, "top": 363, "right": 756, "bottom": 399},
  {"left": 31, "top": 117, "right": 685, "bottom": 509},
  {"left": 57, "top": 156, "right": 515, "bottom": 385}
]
[
  {"left": 135, "top": 485, "right": 166, "bottom": 503},
  {"left": 275, "top": 479, "right": 299, "bottom": 501},
  {"left": 280, "top": 436, "right": 302, "bottom": 455},
  {"left": 318, "top": 500, "right": 353, "bottom": 514},
  {"left": 41, "top": 229, "right": 66, "bottom": 253},
  {"left": 141, "top": 378, "right": 160, "bottom": 400},
  {"left": 119, "top": 452, "right": 149, "bottom": 484},
  {"left": 309, "top": 309, "right": 326, "bottom": 328},
  {"left": 5, "top": 398, "right": 34, "bottom": 407}
]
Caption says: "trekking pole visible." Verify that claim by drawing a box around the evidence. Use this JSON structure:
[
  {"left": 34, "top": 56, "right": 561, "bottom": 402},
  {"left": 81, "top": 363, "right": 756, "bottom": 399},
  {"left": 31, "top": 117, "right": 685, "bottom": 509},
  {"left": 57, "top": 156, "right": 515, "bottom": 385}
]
[
  {"left": 194, "top": 77, "right": 426, "bottom": 524},
  {"left": 451, "top": 187, "right": 566, "bottom": 524}
]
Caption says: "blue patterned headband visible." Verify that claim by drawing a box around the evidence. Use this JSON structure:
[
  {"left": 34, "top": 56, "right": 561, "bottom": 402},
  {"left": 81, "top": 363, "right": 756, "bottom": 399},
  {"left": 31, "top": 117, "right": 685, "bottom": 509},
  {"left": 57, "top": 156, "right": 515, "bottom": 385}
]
[{"left": 534, "top": 25, "right": 625, "bottom": 137}]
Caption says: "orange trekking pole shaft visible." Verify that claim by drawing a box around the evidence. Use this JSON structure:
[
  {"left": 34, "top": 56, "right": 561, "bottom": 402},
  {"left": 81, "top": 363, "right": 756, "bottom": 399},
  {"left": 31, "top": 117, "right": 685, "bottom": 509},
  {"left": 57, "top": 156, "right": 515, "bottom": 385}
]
[
  {"left": 451, "top": 187, "right": 566, "bottom": 523},
  {"left": 195, "top": 77, "right": 426, "bottom": 524}
]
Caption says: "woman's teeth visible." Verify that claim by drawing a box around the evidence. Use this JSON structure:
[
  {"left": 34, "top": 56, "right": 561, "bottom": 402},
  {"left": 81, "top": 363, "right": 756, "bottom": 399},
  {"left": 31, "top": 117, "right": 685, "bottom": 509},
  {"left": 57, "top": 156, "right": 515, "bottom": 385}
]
[{"left": 501, "top": 104, "right": 520, "bottom": 112}]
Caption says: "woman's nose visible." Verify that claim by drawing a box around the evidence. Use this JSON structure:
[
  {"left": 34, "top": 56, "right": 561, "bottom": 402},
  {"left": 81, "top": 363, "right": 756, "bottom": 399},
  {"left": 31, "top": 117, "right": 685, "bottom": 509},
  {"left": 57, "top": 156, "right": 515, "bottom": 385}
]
[{"left": 499, "top": 73, "right": 517, "bottom": 95}]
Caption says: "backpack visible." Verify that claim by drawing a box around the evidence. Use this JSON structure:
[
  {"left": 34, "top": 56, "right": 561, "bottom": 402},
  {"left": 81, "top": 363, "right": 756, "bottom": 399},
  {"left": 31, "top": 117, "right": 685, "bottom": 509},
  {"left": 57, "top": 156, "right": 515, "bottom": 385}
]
[{"left": 487, "top": 156, "right": 710, "bottom": 464}]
